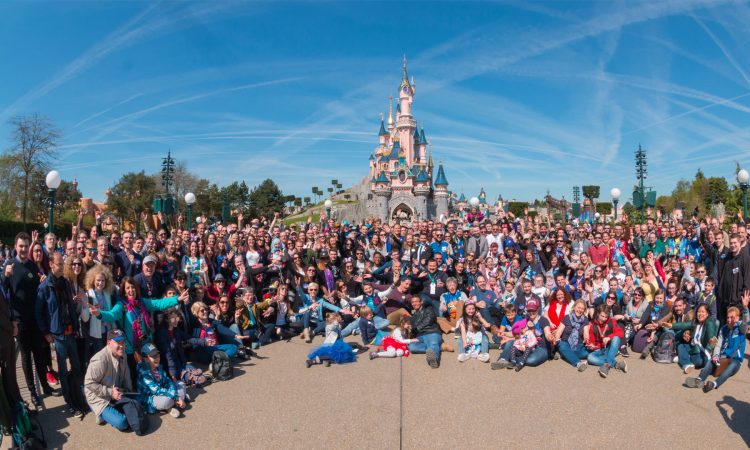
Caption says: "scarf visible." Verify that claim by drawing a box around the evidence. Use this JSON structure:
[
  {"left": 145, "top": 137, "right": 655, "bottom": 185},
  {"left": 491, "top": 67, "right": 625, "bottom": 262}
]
[
  {"left": 125, "top": 296, "right": 151, "bottom": 347},
  {"left": 548, "top": 300, "right": 568, "bottom": 327},
  {"left": 567, "top": 313, "right": 586, "bottom": 348}
]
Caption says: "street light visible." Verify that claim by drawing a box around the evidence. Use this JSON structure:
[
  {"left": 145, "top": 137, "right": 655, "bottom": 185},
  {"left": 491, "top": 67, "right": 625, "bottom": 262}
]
[
  {"left": 611, "top": 187, "right": 621, "bottom": 222},
  {"left": 738, "top": 169, "right": 749, "bottom": 219},
  {"left": 324, "top": 199, "right": 333, "bottom": 219},
  {"left": 594, "top": 212, "right": 601, "bottom": 223},
  {"left": 45, "top": 170, "right": 61, "bottom": 234},
  {"left": 184, "top": 192, "right": 196, "bottom": 229}
]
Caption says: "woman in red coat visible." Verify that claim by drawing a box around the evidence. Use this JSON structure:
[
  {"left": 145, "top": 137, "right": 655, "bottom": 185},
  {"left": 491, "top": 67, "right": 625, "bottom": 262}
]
[{"left": 585, "top": 305, "right": 628, "bottom": 378}]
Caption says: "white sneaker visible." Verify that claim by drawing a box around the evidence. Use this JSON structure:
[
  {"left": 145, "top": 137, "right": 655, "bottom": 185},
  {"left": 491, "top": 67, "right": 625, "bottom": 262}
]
[
  {"left": 477, "top": 353, "right": 490, "bottom": 363},
  {"left": 683, "top": 364, "right": 695, "bottom": 374},
  {"left": 169, "top": 407, "right": 181, "bottom": 418},
  {"left": 457, "top": 353, "right": 470, "bottom": 362},
  {"left": 672, "top": 356, "right": 679, "bottom": 363}
]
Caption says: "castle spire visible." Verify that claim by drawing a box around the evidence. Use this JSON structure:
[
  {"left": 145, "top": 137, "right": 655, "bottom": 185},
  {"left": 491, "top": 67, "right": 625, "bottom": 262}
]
[
  {"left": 400, "top": 54, "right": 410, "bottom": 89},
  {"left": 378, "top": 113, "right": 387, "bottom": 136},
  {"left": 428, "top": 139, "right": 433, "bottom": 169}
]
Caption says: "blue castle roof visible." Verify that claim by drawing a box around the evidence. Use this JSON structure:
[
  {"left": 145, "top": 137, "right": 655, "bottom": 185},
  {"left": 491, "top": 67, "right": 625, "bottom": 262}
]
[
  {"left": 415, "top": 168, "right": 430, "bottom": 183},
  {"left": 378, "top": 119, "right": 387, "bottom": 136},
  {"left": 375, "top": 171, "right": 389, "bottom": 183},
  {"left": 434, "top": 163, "right": 449, "bottom": 187}
]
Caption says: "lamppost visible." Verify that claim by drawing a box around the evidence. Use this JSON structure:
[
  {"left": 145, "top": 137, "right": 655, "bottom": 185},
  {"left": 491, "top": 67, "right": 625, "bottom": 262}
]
[
  {"left": 611, "top": 187, "right": 621, "bottom": 222},
  {"left": 184, "top": 192, "right": 196, "bottom": 229},
  {"left": 594, "top": 212, "right": 601, "bottom": 224},
  {"left": 45, "top": 170, "right": 61, "bottom": 234},
  {"left": 324, "top": 199, "right": 333, "bottom": 219},
  {"left": 737, "top": 169, "right": 749, "bottom": 219}
]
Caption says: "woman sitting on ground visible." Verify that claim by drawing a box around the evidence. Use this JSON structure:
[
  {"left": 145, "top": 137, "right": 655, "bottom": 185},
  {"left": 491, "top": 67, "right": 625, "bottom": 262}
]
[
  {"left": 674, "top": 303, "right": 716, "bottom": 374},
  {"left": 189, "top": 301, "right": 247, "bottom": 363},
  {"left": 585, "top": 305, "right": 628, "bottom": 378},
  {"left": 457, "top": 301, "right": 491, "bottom": 363},
  {"left": 555, "top": 299, "right": 590, "bottom": 372}
]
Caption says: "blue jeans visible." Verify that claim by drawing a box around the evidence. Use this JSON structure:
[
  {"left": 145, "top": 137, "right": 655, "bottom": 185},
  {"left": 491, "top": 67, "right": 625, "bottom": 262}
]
[
  {"left": 192, "top": 343, "right": 238, "bottom": 364},
  {"left": 409, "top": 332, "right": 442, "bottom": 363},
  {"left": 558, "top": 341, "right": 589, "bottom": 367},
  {"left": 500, "top": 340, "right": 548, "bottom": 366},
  {"left": 53, "top": 335, "right": 82, "bottom": 408},
  {"left": 457, "top": 333, "right": 489, "bottom": 354},
  {"left": 341, "top": 316, "right": 390, "bottom": 337},
  {"left": 587, "top": 336, "right": 621, "bottom": 367},
  {"left": 699, "top": 358, "right": 742, "bottom": 388},
  {"left": 676, "top": 343, "right": 708, "bottom": 369},
  {"left": 100, "top": 405, "right": 129, "bottom": 431}
]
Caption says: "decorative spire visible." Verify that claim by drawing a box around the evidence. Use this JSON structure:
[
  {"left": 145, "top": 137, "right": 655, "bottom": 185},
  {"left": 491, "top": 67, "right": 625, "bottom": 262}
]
[
  {"left": 378, "top": 113, "right": 387, "bottom": 136},
  {"left": 434, "top": 161, "right": 449, "bottom": 187},
  {"left": 400, "top": 54, "right": 410, "bottom": 89},
  {"left": 419, "top": 128, "right": 426, "bottom": 145},
  {"left": 428, "top": 139, "right": 433, "bottom": 169}
]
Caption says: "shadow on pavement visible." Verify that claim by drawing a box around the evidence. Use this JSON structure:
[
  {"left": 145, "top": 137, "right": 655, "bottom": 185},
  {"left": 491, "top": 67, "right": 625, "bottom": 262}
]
[
  {"left": 36, "top": 404, "right": 73, "bottom": 448},
  {"left": 716, "top": 395, "right": 750, "bottom": 447}
]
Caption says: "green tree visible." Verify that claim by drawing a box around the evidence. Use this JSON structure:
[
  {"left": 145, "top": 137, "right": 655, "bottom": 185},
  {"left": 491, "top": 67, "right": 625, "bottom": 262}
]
[
  {"left": 220, "top": 181, "right": 251, "bottom": 214},
  {"left": 107, "top": 171, "right": 157, "bottom": 232},
  {"left": 595, "top": 202, "right": 612, "bottom": 215},
  {"left": 4, "top": 114, "right": 60, "bottom": 226},
  {"left": 249, "top": 179, "right": 285, "bottom": 219},
  {"left": 507, "top": 201, "right": 527, "bottom": 217}
]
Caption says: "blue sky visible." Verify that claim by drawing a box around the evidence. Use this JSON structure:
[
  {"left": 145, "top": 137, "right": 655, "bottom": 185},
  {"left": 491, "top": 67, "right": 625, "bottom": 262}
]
[{"left": 2, "top": 0, "right": 750, "bottom": 205}]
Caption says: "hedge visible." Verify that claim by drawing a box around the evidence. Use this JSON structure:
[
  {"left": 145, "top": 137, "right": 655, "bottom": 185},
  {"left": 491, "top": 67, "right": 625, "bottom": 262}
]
[{"left": 0, "top": 220, "right": 72, "bottom": 245}]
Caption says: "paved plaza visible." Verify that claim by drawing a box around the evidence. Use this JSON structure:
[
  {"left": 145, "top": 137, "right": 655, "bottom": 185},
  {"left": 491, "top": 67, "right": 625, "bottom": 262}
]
[{"left": 7, "top": 337, "right": 750, "bottom": 449}]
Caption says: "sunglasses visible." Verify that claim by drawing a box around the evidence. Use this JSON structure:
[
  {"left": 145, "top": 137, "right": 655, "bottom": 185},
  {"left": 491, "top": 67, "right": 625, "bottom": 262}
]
[{"left": 72, "top": 262, "right": 82, "bottom": 267}]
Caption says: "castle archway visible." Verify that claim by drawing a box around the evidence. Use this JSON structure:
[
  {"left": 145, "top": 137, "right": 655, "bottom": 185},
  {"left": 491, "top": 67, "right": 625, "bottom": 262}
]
[{"left": 391, "top": 203, "right": 413, "bottom": 222}]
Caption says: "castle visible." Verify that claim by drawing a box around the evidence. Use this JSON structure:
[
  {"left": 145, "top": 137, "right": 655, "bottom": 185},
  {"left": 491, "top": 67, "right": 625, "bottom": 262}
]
[{"left": 362, "top": 57, "right": 451, "bottom": 223}]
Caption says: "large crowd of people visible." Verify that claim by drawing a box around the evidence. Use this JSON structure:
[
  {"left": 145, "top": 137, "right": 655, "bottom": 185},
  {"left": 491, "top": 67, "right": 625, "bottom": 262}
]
[{"left": 1, "top": 206, "right": 749, "bottom": 439}]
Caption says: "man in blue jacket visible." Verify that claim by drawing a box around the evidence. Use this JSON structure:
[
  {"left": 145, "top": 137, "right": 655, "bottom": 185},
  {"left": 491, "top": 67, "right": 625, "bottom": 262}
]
[{"left": 37, "top": 252, "right": 84, "bottom": 417}]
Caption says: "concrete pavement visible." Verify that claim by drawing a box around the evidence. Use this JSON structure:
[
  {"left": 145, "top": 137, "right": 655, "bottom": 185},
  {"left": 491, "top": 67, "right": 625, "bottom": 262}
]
[{"left": 7, "top": 337, "right": 750, "bottom": 449}]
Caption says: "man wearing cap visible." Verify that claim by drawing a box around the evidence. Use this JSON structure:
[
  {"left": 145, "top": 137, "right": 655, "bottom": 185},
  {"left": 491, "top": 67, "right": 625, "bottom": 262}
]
[
  {"left": 85, "top": 329, "right": 136, "bottom": 432},
  {"left": 492, "top": 296, "right": 551, "bottom": 370},
  {"left": 134, "top": 254, "right": 165, "bottom": 300}
]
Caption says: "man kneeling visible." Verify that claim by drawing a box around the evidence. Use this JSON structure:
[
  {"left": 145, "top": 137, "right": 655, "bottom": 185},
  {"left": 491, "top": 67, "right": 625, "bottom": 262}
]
[{"left": 84, "top": 330, "right": 147, "bottom": 434}]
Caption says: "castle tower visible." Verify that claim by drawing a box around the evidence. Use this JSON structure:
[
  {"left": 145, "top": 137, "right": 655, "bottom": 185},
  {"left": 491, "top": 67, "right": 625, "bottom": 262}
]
[
  {"left": 434, "top": 162, "right": 450, "bottom": 219},
  {"left": 396, "top": 56, "right": 416, "bottom": 166},
  {"left": 373, "top": 171, "right": 391, "bottom": 223}
]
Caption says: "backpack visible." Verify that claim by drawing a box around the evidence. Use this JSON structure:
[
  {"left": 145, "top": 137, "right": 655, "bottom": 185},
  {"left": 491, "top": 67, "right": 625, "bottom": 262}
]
[
  {"left": 652, "top": 331, "right": 676, "bottom": 364},
  {"left": 211, "top": 351, "right": 233, "bottom": 381},
  {"left": 11, "top": 401, "right": 46, "bottom": 449},
  {"left": 115, "top": 396, "right": 148, "bottom": 436}
]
